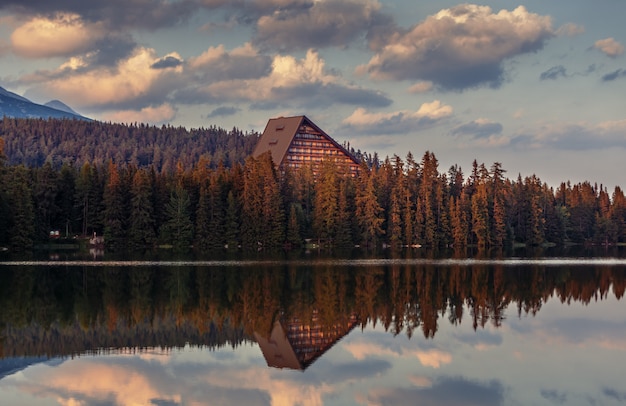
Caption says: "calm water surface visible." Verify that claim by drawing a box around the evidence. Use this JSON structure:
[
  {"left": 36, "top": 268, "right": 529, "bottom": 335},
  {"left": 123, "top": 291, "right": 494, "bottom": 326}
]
[{"left": 1, "top": 249, "right": 625, "bottom": 405}]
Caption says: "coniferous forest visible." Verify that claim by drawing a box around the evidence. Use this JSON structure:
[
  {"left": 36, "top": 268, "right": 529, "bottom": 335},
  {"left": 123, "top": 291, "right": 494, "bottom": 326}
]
[{"left": 1, "top": 117, "right": 625, "bottom": 251}]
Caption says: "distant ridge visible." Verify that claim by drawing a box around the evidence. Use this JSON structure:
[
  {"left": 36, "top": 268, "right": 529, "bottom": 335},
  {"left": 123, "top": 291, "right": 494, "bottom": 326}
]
[
  {"left": 0, "top": 86, "right": 89, "bottom": 121},
  {"left": 44, "top": 99, "right": 79, "bottom": 115}
]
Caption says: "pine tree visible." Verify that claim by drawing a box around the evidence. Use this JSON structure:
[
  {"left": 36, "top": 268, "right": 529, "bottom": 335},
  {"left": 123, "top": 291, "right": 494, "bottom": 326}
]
[
  {"left": 355, "top": 164, "right": 384, "bottom": 248},
  {"left": 103, "top": 161, "right": 128, "bottom": 249},
  {"left": 129, "top": 168, "right": 156, "bottom": 247},
  {"left": 161, "top": 183, "right": 194, "bottom": 250},
  {"left": 6, "top": 165, "right": 35, "bottom": 250}
]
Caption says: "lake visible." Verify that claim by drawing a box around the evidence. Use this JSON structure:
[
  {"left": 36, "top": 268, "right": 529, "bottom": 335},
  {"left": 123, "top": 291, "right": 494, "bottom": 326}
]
[{"left": 1, "top": 248, "right": 625, "bottom": 405}]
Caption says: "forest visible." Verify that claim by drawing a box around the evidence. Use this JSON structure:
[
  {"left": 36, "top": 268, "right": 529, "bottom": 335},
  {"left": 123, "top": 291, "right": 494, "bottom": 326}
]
[{"left": 0, "top": 117, "right": 625, "bottom": 251}]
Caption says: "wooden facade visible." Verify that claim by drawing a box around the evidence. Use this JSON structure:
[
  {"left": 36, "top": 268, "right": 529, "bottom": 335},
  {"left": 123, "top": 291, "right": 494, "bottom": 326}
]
[{"left": 252, "top": 115, "right": 360, "bottom": 175}]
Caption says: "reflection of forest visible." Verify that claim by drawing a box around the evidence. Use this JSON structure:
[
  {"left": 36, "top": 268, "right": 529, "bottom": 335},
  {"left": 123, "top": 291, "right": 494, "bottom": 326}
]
[{"left": 1, "top": 261, "right": 624, "bottom": 358}]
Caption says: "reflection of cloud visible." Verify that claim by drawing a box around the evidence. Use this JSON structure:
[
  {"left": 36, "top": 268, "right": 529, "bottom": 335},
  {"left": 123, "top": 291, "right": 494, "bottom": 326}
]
[
  {"left": 367, "top": 376, "right": 504, "bottom": 406},
  {"left": 453, "top": 329, "right": 503, "bottom": 350},
  {"left": 344, "top": 341, "right": 451, "bottom": 368},
  {"left": 411, "top": 349, "right": 452, "bottom": 368},
  {"left": 513, "top": 316, "right": 626, "bottom": 351}
]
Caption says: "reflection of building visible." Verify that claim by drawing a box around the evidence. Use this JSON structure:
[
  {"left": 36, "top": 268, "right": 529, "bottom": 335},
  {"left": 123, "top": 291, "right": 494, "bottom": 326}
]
[
  {"left": 254, "top": 311, "right": 358, "bottom": 370},
  {"left": 252, "top": 115, "right": 360, "bottom": 175}
]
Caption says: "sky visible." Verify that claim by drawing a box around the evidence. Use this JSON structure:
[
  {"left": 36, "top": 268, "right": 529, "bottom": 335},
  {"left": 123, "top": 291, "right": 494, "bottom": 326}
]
[{"left": 0, "top": 0, "right": 625, "bottom": 189}]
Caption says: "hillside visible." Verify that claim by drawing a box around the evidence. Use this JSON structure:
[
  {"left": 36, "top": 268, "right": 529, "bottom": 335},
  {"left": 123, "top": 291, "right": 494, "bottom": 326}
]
[
  {"left": 0, "top": 87, "right": 89, "bottom": 121},
  {"left": 0, "top": 117, "right": 259, "bottom": 171}
]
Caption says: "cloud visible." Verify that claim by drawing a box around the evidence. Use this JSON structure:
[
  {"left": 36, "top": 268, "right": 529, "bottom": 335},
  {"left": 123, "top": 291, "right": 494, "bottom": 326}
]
[
  {"left": 366, "top": 377, "right": 504, "bottom": 406},
  {"left": 178, "top": 49, "right": 391, "bottom": 108},
  {"left": 102, "top": 103, "right": 177, "bottom": 125},
  {"left": 21, "top": 47, "right": 184, "bottom": 110},
  {"left": 151, "top": 56, "right": 184, "bottom": 70},
  {"left": 343, "top": 340, "right": 452, "bottom": 368},
  {"left": 206, "top": 106, "right": 240, "bottom": 118},
  {"left": 187, "top": 43, "right": 272, "bottom": 82},
  {"left": 601, "top": 69, "right": 626, "bottom": 82},
  {"left": 541, "top": 389, "right": 568, "bottom": 404},
  {"left": 10, "top": 13, "right": 106, "bottom": 58},
  {"left": 341, "top": 101, "right": 453, "bottom": 134},
  {"left": 540, "top": 65, "right": 567, "bottom": 81},
  {"left": 594, "top": 37, "right": 624, "bottom": 58},
  {"left": 513, "top": 119, "right": 626, "bottom": 150},
  {"left": 452, "top": 119, "right": 503, "bottom": 139},
  {"left": 1, "top": 0, "right": 200, "bottom": 31},
  {"left": 359, "top": 4, "right": 554, "bottom": 90},
  {"left": 556, "top": 23, "right": 585, "bottom": 37},
  {"left": 408, "top": 81, "right": 433, "bottom": 94},
  {"left": 252, "top": 0, "right": 390, "bottom": 51}
]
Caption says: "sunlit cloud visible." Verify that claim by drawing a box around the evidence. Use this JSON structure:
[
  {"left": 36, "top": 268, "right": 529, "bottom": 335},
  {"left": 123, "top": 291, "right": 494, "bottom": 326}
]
[
  {"left": 407, "top": 81, "right": 433, "bottom": 94},
  {"left": 11, "top": 13, "right": 106, "bottom": 58},
  {"left": 102, "top": 103, "right": 177, "bottom": 125},
  {"left": 22, "top": 48, "right": 183, "bottom": 109},
  {"left": 594, "top": 37, "right": 624, "bottom": 58},
  {"left": 359, "top": 4, "right": 554, "bottom": 90},
  {"left": 340, "top": 101, "right": 453, "bottom": 135}
]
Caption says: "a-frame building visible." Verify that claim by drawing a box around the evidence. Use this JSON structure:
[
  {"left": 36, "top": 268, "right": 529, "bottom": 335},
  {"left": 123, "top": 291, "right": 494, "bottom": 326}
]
[{"left": 252, "top": 115, "right": 360, "bottom": 175}]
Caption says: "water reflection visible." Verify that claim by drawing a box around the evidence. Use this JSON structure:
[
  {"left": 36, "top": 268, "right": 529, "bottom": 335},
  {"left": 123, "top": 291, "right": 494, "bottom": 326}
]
[{"left": 0, "top": 255, "right": 625, "bottom": 405}]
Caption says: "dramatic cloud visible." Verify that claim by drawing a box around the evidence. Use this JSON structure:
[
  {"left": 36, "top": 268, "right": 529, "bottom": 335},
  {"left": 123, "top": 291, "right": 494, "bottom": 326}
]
[
  {"left": 253, "top": 0, "right": 390, "bottom": 51},
  {"left": 11, "top": 13, "right": 106, "bottom": 58},
  {"left": 22, "top": 47, "right": 183, "bottom": 110},
  {"left": 341, "top": 101, "right": 453, "bottom": 134},
  {"left": 0, "top": 0, "right": 200, "bottom": 31},
  {"left": 594, "top": 37, "right": 624, "bottom": 58},
  {"left": 187, "top": 43, "right": 272, "bottom": 82},
  {"left": 359, "top": 4, "right": 554, "bottom": 90},
  {"left": 178, "top": 49, "right": 391, "bottom": 108},
  {"left": 540, "top": 65, "right": 567, "bottom": 80}
]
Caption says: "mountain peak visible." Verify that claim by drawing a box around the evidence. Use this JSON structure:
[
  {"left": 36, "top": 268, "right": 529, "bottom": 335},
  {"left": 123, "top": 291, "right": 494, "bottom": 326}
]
[
  {"left": 44, "top": 100, "right": 79, "bottom": 115},
  {"left": 0, "top": 86, "right": 89, "bottom": 121}
]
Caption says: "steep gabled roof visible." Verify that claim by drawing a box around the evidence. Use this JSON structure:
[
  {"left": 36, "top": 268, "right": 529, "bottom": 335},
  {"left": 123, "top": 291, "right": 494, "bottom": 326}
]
[
  {"left": 252, "top": 115, "right": 305, "bottom": 165},
  {"left": 252, "top": 115, "right": 359, "bottom": 167}
]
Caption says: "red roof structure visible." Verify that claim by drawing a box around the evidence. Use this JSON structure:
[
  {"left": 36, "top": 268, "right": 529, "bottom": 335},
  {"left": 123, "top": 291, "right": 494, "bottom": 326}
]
[{"left": 252, "top": 115, "right": 360, "bottom": 174}]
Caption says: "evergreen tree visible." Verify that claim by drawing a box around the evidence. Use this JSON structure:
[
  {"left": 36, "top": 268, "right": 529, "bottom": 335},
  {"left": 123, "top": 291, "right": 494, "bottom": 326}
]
[
  {"left": 355, "top": 163, "right": 384, "bottom": 248},
  {"left": 161, "top": 183, "right": 194, "bottom": 250},
  {"left": 103, "top": 161, "right": 129, "bottom": 249},
  {"left": 6, "top": 165, "right": 35, "bottom": 250},
  {"left": 313, "top": 159, "right": 340, "bottom": 245},
  {"left": 129, "top": 168, "right": 156, "bottom": 248}
]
